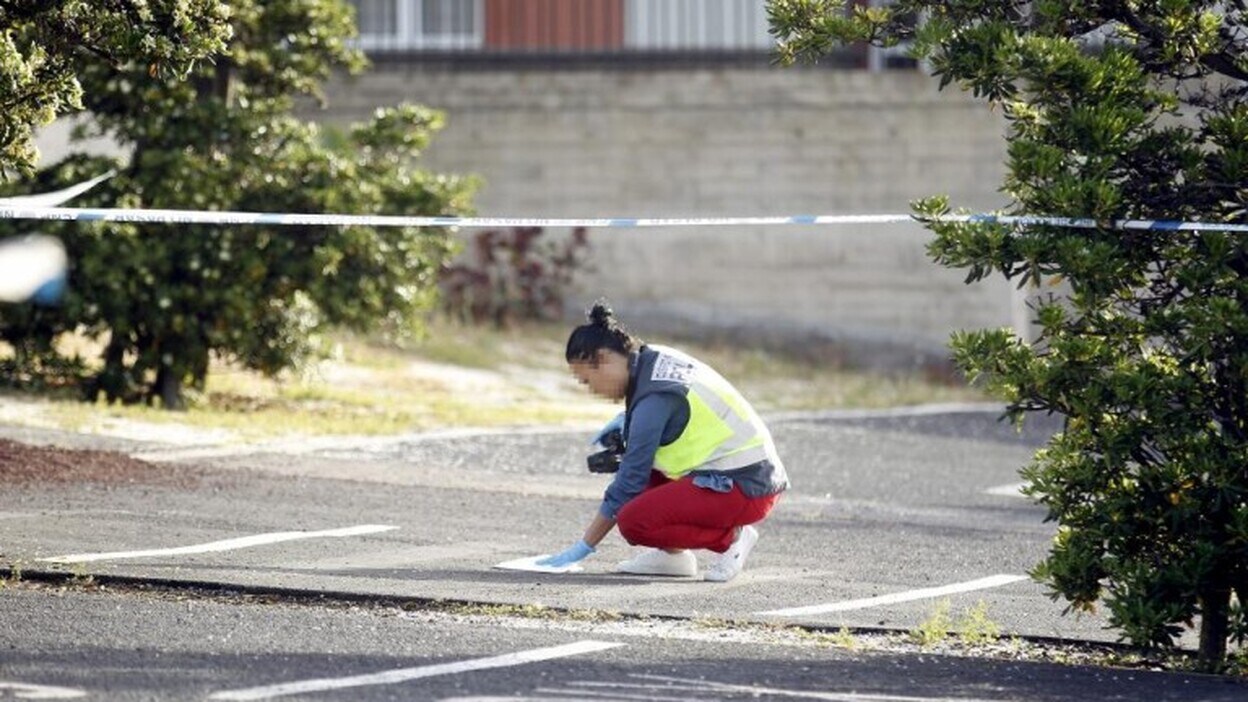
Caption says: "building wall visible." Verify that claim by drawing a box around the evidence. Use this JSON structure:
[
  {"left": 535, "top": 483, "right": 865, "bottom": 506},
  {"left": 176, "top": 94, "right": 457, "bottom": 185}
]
[{"left": 313, "top": 65, "right": 1015, "bottom": 369}]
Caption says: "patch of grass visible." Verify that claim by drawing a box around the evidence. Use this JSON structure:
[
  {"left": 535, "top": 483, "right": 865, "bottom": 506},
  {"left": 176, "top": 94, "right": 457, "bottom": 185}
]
[
  {"left": 40, "top": 390, "right": 411, "bottom": 439},
  {"left": 1228, "top": 649, "right": 1248, "bottom": 676},
  {"left": 0, "top": 560, "right": 23, "bottom": 589},
  {"left": 809, "top": 625, "right": 859, "bottom": 651},
  {"left": 39, "top": 387, "right": 593, "bottom": 440},
  {"left": 910, "top": 600, "right": 1005, "bottom": 651},
  {"left": 407, "top": 322, "right": 506, "bottom": 370},
  {"left": 910, "top": 599, "right": 954, "bottom": 648},
  {"left": 427, "top": 600, "right": 623, "bottom": 623},
  {"left": 406, "top": 319, "right": 567, "bottom": 372},
  {"left": 433, "top": 601, "right": 555, "bottom": 618},
  {"left": 2, "top": 319, "right": 985, "bottom": 442},
  {"left": 957, "top": 600, "right": 1002, "bottom": 647},
  {"left": 682, "top": 342, "right": 984, "bottom": 411},
  {"left": 68, "top": 563, "right": 95, "bottom": 587},
  {"left": 18, "top": 324, "right": 603, "bottom": 440}
]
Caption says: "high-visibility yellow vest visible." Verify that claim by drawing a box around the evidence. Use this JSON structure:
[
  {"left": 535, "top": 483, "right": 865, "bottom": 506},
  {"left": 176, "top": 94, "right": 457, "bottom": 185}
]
[{"left": 632, "top": 345, "right": 776, "bottom": 480}]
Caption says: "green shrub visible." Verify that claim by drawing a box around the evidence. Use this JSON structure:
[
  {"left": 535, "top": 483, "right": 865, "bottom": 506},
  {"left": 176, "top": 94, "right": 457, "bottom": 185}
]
[{"left": 0, "top": 1, "right": 475, "bottom": 409}]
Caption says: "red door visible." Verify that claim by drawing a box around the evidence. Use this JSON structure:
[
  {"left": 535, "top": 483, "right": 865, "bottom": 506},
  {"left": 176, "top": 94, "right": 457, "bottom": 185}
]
[{"left": 484, "top": 0, "right": 624, "bottom": 50}]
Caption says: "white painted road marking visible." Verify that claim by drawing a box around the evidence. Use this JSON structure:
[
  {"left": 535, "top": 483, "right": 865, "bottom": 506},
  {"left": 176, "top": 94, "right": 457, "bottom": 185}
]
[
  {"left": 0, "top": 681, "right": 88, "bottom": 699},
  {"left": 209, "top": 640, "right": 625, "bottom": 701},
  {"left": 985, "top": 482, "right": 1027, "bottom": 498},
  {"left": 37, "top": 524, "right": 398, "bottom": 564},
  {"left": 756, "top": 574, "right": 1029, "bottom": 617},
  {"left": 616, "top": 675, "right": 1011, "bottom": 702}
]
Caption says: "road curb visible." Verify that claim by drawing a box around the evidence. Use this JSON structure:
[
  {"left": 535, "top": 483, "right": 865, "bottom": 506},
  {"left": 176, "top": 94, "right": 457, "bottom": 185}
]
[{"left": 1, "top": 565, "right": 1146, "bottom": 656}]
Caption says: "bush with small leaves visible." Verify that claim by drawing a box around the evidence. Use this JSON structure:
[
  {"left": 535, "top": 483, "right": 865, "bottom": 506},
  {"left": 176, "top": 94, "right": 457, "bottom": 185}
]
[
  {"left": 0, "top": 1, "right": 475, "bottom": 409},
  {"left": 770, "top": 0, "right": 1248, "bottom": 669}
]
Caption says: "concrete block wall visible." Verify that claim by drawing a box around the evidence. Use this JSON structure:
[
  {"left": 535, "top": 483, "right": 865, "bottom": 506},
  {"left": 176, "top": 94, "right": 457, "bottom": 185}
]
[{"left": 314, "top": 65, "right": 1017, "bottom": 369}]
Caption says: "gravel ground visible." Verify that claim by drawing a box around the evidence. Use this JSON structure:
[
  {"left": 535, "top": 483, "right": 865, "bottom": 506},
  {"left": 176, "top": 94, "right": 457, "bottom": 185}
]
[{"left": 0, "top": 438, "right": 206, "bottom": 488}]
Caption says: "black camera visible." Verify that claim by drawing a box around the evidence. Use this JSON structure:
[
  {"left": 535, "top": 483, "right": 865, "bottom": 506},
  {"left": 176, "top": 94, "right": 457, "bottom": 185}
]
[{"left": 586, "top": 427, "right": 625, "bottom": 474}]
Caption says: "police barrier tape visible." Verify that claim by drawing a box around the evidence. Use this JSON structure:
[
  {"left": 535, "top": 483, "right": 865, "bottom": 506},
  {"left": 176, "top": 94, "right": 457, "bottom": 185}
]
[
  {"left": 0, "top": 205, "right": 1246, "bottom": 232},
  {"left": 0, "top": 171, "right": 116, "bottom": 209}
]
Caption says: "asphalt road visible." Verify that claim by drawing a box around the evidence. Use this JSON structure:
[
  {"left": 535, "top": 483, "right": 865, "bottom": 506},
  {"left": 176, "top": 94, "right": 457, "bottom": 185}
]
[
  {"left": 4, "top": 582, "right": 1246, "bottom": 702},
  {"left": 3, "top": 406, "right": 1240, "bottom": 700},
  {"left": 1, "top": 407, "right": 1092, "bottom": 637}
]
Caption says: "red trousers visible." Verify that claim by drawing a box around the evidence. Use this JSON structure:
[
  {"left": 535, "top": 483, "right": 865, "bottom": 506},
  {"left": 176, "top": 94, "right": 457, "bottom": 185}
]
[{"left": 616, "top": 471, "right": 781, "bottom": 553}]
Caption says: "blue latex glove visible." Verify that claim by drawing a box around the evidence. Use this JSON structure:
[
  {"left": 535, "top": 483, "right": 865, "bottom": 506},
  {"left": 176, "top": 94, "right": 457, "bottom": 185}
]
[
  {"left": 593, "top": 412, "right": 626, "bottom": 446},
  {"left": 535, "top": 539, "right": 595, "bottom": 568}
]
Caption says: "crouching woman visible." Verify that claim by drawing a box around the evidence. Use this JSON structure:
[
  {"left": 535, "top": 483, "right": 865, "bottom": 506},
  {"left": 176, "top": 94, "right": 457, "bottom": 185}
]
[{"left": 538, "top": 302, "right": 789, "bottom": 582}]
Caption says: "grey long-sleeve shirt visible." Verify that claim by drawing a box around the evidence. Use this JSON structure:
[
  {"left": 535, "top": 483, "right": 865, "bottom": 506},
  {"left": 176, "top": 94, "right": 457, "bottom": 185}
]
[{"left": 598, "top": 392, "right": 688, "bottom": 520}]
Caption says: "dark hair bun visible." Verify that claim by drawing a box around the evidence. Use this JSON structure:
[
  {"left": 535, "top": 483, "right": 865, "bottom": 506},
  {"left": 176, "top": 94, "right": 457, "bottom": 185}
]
[
  {"left": 588, "top": 301, "right": 614, "bottom": 328},
  {"left": 566, "top": 299, "right": 639, "bottom": 362}
]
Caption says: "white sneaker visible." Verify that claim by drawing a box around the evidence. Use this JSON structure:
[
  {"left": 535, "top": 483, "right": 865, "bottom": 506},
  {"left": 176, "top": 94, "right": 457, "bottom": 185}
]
[
  {"left": 615, "top": 548, "right": 698, "bottom": 577},
  {"left": 705, "top": 525, "right": 759, "bottom": 582}
]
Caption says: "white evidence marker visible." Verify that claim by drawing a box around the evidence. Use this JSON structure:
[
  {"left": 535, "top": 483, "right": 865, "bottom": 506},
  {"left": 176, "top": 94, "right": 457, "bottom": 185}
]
[
  {"left": 756, "top": 574, "right": 1029, "bottom": 617},
  {"left": 209, "top": 640, "right": 625, "bottom": 701},
  {"left": 37, "top": 524, "right": 398, "bottom": 564},
  {"left": 492, "top": 554, "right": 584, "bottom": 574}
]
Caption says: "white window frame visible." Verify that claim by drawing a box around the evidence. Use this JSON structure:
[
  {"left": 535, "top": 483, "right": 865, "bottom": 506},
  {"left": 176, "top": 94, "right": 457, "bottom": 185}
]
[
  {"left": 353, "top": 0, "right": 483, "bottom": 52},
  {"left": 625, "top": 0, "right": 773, "bottom": 51}
]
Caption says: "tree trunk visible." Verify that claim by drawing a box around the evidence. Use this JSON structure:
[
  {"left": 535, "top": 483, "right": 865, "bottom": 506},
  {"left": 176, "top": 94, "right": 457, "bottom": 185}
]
[
  {"left": 1198, "top": 585, "right": 1231, "bottom": 671},
  {"left": 90, "top": 336, "right": 130, "bottom": 403},
  {"left": 153, "top": 366, "right": 186, "bottom": 411}
]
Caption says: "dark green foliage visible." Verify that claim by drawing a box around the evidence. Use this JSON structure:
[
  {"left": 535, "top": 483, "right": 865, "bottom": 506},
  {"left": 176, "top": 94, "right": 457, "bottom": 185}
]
[
  {"left": 0, "top": 1, "right": 232, "bottom": 175},
  {"left": 0, "top": 1, "right": 474, "bottom": 408},
  {"left": 770, "top": 0, "right": 1248, "bottom": 668}
]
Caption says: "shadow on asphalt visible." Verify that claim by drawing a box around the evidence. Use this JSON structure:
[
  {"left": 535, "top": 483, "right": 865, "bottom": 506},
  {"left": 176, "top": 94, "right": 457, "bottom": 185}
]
[{"left": 137, "top": 563, "right": 706, "bottom": 588}]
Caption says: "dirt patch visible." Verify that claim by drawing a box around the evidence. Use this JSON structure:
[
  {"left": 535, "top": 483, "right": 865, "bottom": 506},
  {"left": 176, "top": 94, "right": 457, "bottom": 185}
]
[{"left": 0, "top": 439, "right": 204, "bottom": 488}]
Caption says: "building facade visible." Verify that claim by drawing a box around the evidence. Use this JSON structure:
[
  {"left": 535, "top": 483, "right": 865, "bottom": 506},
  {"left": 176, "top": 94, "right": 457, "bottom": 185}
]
[
  {"left": 332, "top": 2, "right": 1016, "bottom": 369},
  {"left": 347, "top": 0, "right": 910, "bottom": 66}
]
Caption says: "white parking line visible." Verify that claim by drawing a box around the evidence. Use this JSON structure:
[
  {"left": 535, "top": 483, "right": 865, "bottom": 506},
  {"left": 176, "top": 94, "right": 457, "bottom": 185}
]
[
  {"left": 37, "top": 525, "right": 398, "bottom": 564},
  {"left": 984, "top": 482, "right": 1027, "bottom": 498},
  {"left": 756, "top": 574, "right": 1029, "bottom": 617},
  {"left": 209, "top": 640, "right": 625, "bottom": 701},
  {"left": 611, "top": 675, "right": 1009, "bottom": 702},
  {"left": 0, "top": 681, "right": 87, "bottom": 699}
]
